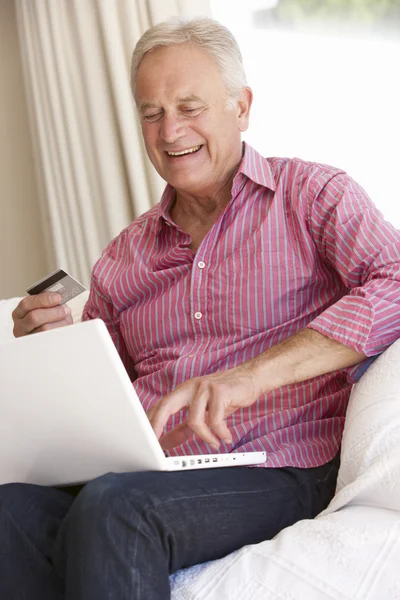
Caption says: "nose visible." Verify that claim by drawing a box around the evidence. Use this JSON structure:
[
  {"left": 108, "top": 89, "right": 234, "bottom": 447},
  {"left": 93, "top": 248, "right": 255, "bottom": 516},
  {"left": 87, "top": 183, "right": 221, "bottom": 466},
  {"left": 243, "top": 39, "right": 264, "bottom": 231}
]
[{"left": 159, "top": 113, "right": 184, "bottom": 144}]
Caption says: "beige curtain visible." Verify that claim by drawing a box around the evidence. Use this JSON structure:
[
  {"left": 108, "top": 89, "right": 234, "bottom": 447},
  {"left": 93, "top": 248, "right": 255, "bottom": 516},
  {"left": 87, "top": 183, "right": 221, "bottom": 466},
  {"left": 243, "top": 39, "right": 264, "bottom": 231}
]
[{"left": 15, "top": 0, "right": 210, "bottom": 286}]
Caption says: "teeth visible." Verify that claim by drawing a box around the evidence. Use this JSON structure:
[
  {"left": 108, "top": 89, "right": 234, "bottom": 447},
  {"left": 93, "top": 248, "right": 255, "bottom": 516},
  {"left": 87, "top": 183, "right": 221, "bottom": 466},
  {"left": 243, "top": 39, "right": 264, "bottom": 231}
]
[{"left": 167, "top": 145, "right": 201, "bottom": 156}]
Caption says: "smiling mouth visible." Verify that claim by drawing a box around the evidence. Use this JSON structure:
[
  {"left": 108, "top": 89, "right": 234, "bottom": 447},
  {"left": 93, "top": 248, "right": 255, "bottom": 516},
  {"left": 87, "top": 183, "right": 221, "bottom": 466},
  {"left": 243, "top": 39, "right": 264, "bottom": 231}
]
[{"left": 166, "top": 145, "right": 202, "bottom": 157}]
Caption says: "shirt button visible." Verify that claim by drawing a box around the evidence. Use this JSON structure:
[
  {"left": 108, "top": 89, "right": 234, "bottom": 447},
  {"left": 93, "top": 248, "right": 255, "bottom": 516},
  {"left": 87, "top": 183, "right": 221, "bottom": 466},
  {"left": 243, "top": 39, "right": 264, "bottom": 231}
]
[
  {"left": 164, "top": 220, "right": 171, "bottom": 227},
  {"left": 198, "top": 261, "right": 205, "bottom": 269},
  {"left": 194, "top": 312, "right": 202, "bottom": 320}
]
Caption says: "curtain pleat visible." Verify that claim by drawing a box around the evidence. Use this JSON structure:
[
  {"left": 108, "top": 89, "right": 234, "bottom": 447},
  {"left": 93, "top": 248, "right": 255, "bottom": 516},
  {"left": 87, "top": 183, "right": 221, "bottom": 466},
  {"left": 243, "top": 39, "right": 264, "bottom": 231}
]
[{"left": 15, "top": 0, "right": 210, "bottom": 286}]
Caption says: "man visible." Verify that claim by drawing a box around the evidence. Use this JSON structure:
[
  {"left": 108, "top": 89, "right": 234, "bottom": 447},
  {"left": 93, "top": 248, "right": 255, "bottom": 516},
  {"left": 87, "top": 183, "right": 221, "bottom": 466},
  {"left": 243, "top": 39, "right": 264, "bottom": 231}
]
[{"left": 3, "top": 16, "right": 400, "bottom": 600}]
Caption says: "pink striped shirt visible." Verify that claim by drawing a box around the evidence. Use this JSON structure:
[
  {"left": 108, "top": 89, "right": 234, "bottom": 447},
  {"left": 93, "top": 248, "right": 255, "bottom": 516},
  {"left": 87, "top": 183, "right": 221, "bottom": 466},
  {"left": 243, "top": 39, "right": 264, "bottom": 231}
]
[{"left": 82, "top": 143, "right": 400, "bottom": 468}]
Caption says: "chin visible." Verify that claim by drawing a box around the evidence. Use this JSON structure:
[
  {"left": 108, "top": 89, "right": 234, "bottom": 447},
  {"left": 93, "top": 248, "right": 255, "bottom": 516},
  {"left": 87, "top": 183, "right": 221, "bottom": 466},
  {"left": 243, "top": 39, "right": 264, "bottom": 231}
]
[{"left": 165, "top": 173, "right": 203, "bottom": 193}]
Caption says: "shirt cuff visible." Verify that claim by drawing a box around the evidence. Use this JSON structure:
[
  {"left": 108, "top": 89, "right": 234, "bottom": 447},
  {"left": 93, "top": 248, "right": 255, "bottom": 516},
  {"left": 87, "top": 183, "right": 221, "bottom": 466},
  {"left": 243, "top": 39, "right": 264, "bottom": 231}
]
[
  {"left": 345, "top": 356, "right": 379, "bottom": 383},
  {"left": 306, "top": 294, "right": 376, "bottom": 356}
]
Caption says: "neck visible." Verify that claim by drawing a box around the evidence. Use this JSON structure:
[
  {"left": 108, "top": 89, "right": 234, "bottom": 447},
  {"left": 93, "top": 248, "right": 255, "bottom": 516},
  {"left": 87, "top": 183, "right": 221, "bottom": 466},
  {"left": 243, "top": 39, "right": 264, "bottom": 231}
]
[
  {"left": 169, "top": 179, "right": 233, "bottom": 254},
  {"left": 169, "top": 148, "right": 244, "bottom": 251},
  {"left": 171, "top": 160, "right": 240, "bottom": 226},
  {"left": 173, "top": 185, "right": 230, "bottom": 225}
]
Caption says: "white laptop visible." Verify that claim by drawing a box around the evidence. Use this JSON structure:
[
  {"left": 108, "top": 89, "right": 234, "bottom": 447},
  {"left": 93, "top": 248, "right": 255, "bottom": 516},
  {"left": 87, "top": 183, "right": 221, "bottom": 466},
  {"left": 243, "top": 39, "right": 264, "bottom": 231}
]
[{"left": 0, "top": 319, "right": 266, "bottom": 486}]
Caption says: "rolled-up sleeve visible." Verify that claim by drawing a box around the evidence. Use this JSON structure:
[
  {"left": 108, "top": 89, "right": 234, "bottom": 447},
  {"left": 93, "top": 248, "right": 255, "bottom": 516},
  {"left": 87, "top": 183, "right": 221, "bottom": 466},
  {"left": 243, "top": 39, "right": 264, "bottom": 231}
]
[{"left": 306, "top": 172, "right": 400, "bottom": 373}]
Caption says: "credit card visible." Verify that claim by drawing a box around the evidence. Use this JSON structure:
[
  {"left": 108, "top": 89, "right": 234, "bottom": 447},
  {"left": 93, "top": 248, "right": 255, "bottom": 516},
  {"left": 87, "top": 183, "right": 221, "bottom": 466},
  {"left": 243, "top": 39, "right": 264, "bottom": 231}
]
[{"left": 27, "top": 269, "right": 86, "bottom": 305}]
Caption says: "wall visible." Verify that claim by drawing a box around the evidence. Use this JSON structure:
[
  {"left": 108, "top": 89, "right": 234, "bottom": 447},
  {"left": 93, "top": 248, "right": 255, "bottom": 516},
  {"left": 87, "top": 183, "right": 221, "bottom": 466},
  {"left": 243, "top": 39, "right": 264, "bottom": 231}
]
[{"left": 0, "top": 0, "right": 47, "bottom": 298}]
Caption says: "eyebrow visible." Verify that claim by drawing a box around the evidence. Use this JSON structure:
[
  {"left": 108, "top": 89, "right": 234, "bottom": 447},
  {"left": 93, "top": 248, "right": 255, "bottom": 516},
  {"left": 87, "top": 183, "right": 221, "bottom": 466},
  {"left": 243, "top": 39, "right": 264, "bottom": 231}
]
[
  {"left": 139, "top": 102, "right": 159, "bottom": 113},
  {"left": 177, "top": 95, "right": 204, "bottom": 104},
  {"left": 139, "top": 95, "right": 205, "bottom": 113}
]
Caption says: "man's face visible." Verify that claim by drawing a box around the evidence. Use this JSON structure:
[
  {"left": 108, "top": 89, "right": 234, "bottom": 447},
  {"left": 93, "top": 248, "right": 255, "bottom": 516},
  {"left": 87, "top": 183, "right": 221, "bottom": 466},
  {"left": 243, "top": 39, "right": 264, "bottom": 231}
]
[{"left": 135, "top": 43, "right": 251, "bottom": 197}]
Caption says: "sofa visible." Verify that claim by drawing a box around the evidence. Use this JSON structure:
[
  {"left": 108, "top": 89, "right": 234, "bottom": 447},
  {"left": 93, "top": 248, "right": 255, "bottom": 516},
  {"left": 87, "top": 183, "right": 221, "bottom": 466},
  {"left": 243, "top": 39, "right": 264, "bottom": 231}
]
[{"left": 1, "top": 296, "right": 399, "bottom": 599}]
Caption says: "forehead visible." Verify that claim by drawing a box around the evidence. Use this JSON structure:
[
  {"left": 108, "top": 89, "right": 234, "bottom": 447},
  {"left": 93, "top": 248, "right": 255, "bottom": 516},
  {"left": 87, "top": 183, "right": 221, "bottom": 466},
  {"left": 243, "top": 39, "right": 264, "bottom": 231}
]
[{"left": 135, "top": 43, "right": 225, "bottom": 103}]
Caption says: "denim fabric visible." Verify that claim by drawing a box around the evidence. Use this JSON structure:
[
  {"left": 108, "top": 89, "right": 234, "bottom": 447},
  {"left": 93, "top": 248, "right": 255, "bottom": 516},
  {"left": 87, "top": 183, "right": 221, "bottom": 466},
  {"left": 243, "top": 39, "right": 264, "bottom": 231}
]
[{"left": 0, "top": 456, "right": 339, "bottom": 600}]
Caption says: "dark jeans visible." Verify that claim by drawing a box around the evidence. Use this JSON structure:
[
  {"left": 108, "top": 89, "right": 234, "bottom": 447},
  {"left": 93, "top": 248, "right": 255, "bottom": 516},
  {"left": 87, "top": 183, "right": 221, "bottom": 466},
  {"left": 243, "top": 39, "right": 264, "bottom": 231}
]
[{"left": 0, "top": 455, "right": 339, "bottom": 600}]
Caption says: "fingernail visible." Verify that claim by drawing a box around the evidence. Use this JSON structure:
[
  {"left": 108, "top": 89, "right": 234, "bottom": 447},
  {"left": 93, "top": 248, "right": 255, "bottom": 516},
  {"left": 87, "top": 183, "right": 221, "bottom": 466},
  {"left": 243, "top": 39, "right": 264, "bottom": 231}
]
[
  {"left": 50, "top": 293, "right": 61, "bottom": 302},
  {"left": 211, "top": 443, "right": 219, "bottom": 450},
  {"left": 224, "top": 437, "right": 232, "bottom": 445},
  {"left": 64, "top": 305, "right": 71, "bottom": 316}
]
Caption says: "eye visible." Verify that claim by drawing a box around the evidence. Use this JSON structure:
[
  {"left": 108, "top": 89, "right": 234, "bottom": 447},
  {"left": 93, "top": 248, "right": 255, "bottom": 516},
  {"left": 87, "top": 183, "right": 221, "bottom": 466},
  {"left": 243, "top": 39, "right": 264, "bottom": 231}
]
[
  {"left": 143, "top": 112, "right": 163, "bottom": 123},
  {"left": 182, "top": 107, "right": 203, "bottom": 116}
]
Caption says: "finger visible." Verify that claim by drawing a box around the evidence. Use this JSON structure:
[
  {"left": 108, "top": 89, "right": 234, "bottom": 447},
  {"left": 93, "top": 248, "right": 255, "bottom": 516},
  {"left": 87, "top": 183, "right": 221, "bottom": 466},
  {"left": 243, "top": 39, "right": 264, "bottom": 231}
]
[
  {"left": 12, "top": 292, "right": 62, "bottom": 320},
  {"left": 208, "top": 399, "right": 232, "bottom": 444},
  {"left": 14, "top": 304, "right": 72, "bottom": 337},
  {"left": 31, "top": 316, "right": 74, "bottom": 334},
  {"left": 147, "top": 404, "right": 157, "bottom": 422},
  {"left": 25, "top": 305, "right": 71, "bottom": 333},
  {"left": 159, "top": 422, "right": 193, "bottom": 450},
  {"left": 187, "top": 386, "right": 221, "bottom": 448},
  {"left": 149, "top": 384, "right": 197, "bottom": 438}
]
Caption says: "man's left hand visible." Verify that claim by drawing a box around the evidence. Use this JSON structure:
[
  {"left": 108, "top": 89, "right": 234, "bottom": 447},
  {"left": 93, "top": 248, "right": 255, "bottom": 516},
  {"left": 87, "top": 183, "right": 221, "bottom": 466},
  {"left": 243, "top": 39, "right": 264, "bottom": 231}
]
[{"left": 148, "top": 364, "right": 261, "bottom": 450}]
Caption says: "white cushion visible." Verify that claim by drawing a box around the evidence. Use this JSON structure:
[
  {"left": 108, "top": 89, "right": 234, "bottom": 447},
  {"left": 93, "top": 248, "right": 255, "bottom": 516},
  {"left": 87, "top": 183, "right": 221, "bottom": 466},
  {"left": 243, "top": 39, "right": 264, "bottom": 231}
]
[
  {"left": 333, "top": 340, "right": 400, "bottom": 513},
  {"left": 171, "top": 340, "right": 400, "bottom": 599}
]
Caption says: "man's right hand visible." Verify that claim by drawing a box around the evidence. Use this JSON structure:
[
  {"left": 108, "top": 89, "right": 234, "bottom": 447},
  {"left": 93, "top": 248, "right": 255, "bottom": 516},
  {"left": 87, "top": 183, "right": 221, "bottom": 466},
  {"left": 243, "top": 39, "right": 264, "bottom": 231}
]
[{"left": 12, "top": 292, "right": 73, "bottom": 337}]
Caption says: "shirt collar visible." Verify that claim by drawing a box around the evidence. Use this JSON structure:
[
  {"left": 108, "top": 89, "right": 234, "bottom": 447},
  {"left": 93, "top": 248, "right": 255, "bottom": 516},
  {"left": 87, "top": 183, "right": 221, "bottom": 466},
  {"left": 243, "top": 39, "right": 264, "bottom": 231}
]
[
  {"left": 233, "top": 142, "right": 276, "bottom": 193},
  {"left": 155, "top": 184, "right": 176, "bottom": 235},
  {"left": 154, "top": 142, "right": 276, "bottom": 234}
]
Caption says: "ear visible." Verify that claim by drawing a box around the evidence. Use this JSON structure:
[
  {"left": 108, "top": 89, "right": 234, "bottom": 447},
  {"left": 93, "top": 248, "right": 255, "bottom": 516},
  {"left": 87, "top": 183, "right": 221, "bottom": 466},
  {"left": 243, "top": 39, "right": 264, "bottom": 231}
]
[{"left": 237, "top": 87, "right": 253, "bottom": 132}]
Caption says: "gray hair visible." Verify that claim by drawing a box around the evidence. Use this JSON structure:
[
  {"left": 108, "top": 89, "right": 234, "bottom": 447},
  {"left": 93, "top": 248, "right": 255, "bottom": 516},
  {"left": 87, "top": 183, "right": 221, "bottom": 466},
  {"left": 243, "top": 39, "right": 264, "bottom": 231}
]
[{"left": 130, "top": 17, "right": 247, "bottom": 104}]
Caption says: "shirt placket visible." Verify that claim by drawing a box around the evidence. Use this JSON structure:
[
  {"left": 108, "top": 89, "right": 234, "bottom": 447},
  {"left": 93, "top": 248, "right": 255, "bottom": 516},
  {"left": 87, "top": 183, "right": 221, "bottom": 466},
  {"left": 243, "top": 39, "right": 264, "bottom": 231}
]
[
  {"left": 185, "top": 204, "right": 234, "bottom": 371},
  {"left": 186, "top": 255, "right": 208, "bottom": 367}
]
